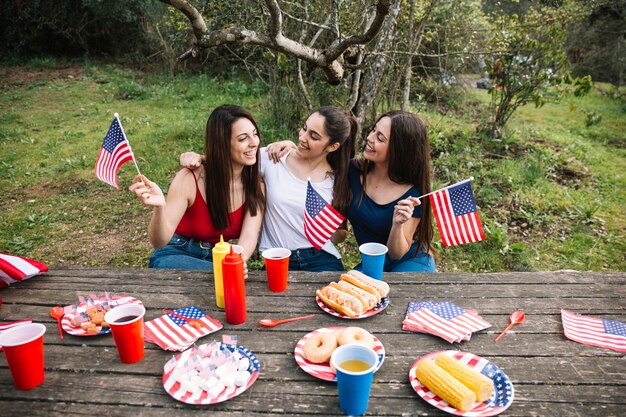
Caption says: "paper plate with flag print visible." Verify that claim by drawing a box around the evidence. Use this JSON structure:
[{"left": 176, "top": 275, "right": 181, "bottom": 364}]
[
  {"left": 409, "top": 350, "right": 514, "bottom": 416},
  {"left": 294, "top": 326, "right": 385, "bottom": 382},
  {"left": 316, "top": 295, "right": 389, "bottom": 319},
  {"left": 162, "top": 341, "right": 260, "bottom": 405},
  {"left": 61, "top": 295, "right": 143, "bottom": 336}
]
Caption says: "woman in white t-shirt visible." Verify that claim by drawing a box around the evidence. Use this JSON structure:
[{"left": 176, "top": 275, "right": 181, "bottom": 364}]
[{"left": 180, "top": 106, "right": 358, "bottom": 271}]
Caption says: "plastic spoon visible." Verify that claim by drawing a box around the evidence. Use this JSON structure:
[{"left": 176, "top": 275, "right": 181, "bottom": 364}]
[
  {"left": 50, "top": 306, "right": 65, "bottom": 339},
  {"left": 259, "top": 314, "right": 315, "bottom": 327},
  {"left": 495, "top": 310, "right": 525, "bottom": 342},
  {"left": 163, "top": 309, "right": 207, "bottom": 330}
]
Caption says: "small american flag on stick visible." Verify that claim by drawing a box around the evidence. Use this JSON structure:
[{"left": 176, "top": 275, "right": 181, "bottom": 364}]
[
  {"left": 94, "top": 114, "right": 141, "bottom": 189},
  {"left": 304, "top": 180, "right": 344, "bottom": 250},
  {"left": 429, "top": 179, "right": 485, "bottom": 247}
]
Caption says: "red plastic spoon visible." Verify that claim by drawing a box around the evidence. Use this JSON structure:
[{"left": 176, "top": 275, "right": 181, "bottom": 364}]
[
  {"left": 495, "top": 310, "right": 525, "bottom": 342},
  {"left": 259, "top": 314, "right": 315, "bottom": 327},
  {"left": 50, "top": 306, "right": 65, "bottom": 339}
]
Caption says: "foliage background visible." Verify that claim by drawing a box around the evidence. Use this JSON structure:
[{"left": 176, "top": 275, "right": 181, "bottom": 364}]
[{"left": 0, "top": 0, "right": 624, "bottom": 271}]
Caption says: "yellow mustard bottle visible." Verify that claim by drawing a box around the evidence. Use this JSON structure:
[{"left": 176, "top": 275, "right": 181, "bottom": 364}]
[{"left": 211, "top": 235, "right": 230, "bottom": 308}]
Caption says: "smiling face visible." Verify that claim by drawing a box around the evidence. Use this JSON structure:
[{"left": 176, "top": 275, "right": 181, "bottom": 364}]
[
  {"left": 363, "top": 116, "right": 391, "bottom": 164},
  {"left": 230, "top": 117, "right": 260, "bottom": 168},
  {"left": 296, "top": 112, "right": 340, "bottom": 158}
]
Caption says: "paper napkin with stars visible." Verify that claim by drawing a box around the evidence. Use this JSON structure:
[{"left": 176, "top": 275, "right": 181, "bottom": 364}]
[
  {"left": 143, "top": 306, "right": 222, "bottom": 351},
  {"left": 403, "top": 301, "right": 491, "bottom": 343}
]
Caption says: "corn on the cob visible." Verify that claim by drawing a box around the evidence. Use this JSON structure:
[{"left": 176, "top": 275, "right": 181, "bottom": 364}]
[
  {"left": 435, "top": 354, "right": 494, "bottom": 402},
  {"left": 415, "top": 360, "right": 476, "bottom": 412}
]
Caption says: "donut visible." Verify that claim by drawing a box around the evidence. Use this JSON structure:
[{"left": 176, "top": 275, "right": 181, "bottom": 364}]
[
  {"left": 303, "top": 332, "right": 338, "bottom": 363},
  {"left": 336, "top": 327, "right": 374, "bottom": 349}
]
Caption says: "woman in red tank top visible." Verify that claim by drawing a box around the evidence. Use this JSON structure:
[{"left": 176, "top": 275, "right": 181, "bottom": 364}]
[{"left": 128, "top": 105, "right": 265, "bottom": 271}]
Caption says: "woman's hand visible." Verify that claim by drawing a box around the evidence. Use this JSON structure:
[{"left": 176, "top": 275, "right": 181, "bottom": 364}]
[
  {"left": 129, "top": 175, "right": 165, "bottom": 207},
  {"left": 180, "top": 152, "right": 203, "bottom": 169},
  {"left": 265, "top": 141, "right": 296, "bottom": 163},
  {"left": 392, "top": 196, "right": 420, "bottom": 225}
]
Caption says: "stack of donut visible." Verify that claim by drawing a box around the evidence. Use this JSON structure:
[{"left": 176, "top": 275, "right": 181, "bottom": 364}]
[
  {"left": 316, "top": 270, "right": 390, "bottom": 318},
  {"left": 303, "top": 327, "right": 375, "bottom": 364}
]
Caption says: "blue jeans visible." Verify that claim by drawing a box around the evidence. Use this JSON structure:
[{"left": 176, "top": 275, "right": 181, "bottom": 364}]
[
  {"left": 287, "top": 247, "right": 344, "bottom": 272},
  {"left": 149, "top": 234, "right": 214, "bottom": 270},
  {"left": 354, "top": 243, "right": 435, "bottom": 273}
]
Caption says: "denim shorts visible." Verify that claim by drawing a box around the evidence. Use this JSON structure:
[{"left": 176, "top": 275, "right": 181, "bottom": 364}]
[
  {"left": 149, "top": 234, "right": 214, "bottom": 270},
  {"left": 287, "top": 247, "right": 344, "bottom": 272},
  {"left": 353, "top": 242, "right": 435, "bottom": 273}
]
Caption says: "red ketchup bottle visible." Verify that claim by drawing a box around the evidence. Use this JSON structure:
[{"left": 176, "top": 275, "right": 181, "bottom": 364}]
[{"left": 222, "top": 246, "right": 246, "bottom": 324}]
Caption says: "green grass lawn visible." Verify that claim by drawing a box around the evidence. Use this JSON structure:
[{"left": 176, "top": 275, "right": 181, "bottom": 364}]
[{"left": 1, "top": 63, "right": 624, "bottom": 271}]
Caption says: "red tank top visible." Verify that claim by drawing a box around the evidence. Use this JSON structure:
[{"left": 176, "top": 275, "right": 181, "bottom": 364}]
[{"left": 174, "top": 170, "right": 245, "bottom": 242}]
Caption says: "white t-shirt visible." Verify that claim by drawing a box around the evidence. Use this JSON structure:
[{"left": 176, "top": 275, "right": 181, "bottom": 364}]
[{"left": 259, "top": 148, "right": 341, "bottom": 259}]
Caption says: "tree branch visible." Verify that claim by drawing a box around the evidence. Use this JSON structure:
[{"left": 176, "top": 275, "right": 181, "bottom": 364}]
[
  {"left": 158, "top": 0, "right": 391, "bottom": 84},
  {"left": 325, "top": 0, "right": 391, "bottom": 62}
]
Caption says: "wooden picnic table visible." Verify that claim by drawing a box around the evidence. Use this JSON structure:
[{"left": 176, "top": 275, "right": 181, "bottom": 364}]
[{"left": 0, "top": 268, "right": 624, "bottom": 416}]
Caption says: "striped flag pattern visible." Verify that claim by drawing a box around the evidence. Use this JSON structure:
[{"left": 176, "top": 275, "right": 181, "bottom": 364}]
[
  {"left": 403, "top": 301, "right": 491, "bottom": 343},
  {"left": 94, "top": 116, "right": 133, "bottom": 189},
  {"left": 0, "top": 253, "right": 48, "bottom": 288},
  {"left": 144, "top": 306, "right": 222, "bottom": 351},
  {"left": 429, "top": 180, "right": 485, "bottom": 247},
  {"left": 0, "top": 319, "right": 33, "bottom": 351},
  {"left": 304, "top": 180, "right": 345, "bottom": 250},
  {"left": 561, "top": 309, "right": 626, "bottom": 352}
]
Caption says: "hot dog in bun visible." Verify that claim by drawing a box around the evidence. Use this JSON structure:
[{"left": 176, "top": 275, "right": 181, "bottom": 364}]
[
  {"left": 340, "top": 270, "right": 390, "bottom": 299},
  {"left": 316, "top": 285, "right": 364, "bottom": 318},
  {"left": 331, "top": 281, "right": 378, "bottom": 310}
]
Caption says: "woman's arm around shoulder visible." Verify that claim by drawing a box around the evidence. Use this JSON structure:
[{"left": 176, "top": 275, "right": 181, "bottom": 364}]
[
  {"left": 180, "top": 152, "right": 204, "bottom": 169},
  {"left": 265, "top": 140, "right": 297, "bottom": 163}
]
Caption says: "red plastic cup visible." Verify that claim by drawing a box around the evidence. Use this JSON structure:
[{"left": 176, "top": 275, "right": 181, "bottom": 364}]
[
  {"left": 104, "top": 304, "right": 146, "bottom": 364},
  {"left": 261, "top": 248, "right": 291, "bottom": 292},
  {"left": 0, "top": 323, "right": 46, "bottom": 390}
]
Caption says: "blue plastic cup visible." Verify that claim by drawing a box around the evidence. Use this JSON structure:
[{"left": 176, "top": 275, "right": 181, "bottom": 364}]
[
  {"left": 359, "top": 242, "right": 388, "bottom": 280},
  {"left": 330, "top": 344, "right": 379, "bottom": 416}
]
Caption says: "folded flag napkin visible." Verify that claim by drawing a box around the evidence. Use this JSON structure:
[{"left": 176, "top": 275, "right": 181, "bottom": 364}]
[
  {"left": 561, "top": 309, "right": 626, "bottom": 353},
  {"left": 403, "top": 301, "right": 491, "bottom": 343},
  {"left": 0, "top": 319, "right": 33, "bottom": 351},
  {"left": 144, "top": 306, "right": 222, "bottom": 352},
  {"left": 0, "top": 253, "right": 48, "bottom": 289}
]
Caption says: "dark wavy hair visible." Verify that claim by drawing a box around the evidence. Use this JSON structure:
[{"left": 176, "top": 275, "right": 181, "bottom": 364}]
[
  {"left": 202, "top": 105, "right": 265, "bottom": 231},
  {"left": 355, "top": 110, "right": 434, "bottom": 255},
  {"left": 316, "top": 106, "right": 359, "bottom": 216}
]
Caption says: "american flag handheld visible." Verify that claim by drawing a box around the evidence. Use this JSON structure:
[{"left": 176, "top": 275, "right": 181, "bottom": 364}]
[
  {"left": 304, "top": 180, "right": 344, "bottom": 249},
  {"left": 94, "top": 113, "right": 143, "bottom": 189},
  {"left": 429, "top": 179, "right": 485, "bottom": 247}
]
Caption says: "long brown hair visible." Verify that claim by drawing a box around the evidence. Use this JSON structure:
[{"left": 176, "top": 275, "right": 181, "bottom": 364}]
[
  {"left": 316, "top": 106, "right": 358, "bottom": 216},
  {"left": 202, "top": 105, "right": 265, "bottom": 231},
  {"left": 356, "top": 110, "right": 434, "bottom": 255}
]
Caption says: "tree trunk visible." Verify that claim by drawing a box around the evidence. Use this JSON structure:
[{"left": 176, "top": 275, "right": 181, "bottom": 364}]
[
  {"left": 401, "top": 0, "right": 438, "bottom": 111},
  {"left": 352, "top": 0, "right": 402, "bottom": 142},
  {"left": 401, "top": 0, "right": 416, "bottom": 111}
]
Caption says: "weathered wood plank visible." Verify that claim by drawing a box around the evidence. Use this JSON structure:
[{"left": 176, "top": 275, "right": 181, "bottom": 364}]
[
  {"left": 0, "top": 269, "right": 624, "bottom": 417},
  {"left": 1, "top": 399, "right": 623, "bottom": 417}
]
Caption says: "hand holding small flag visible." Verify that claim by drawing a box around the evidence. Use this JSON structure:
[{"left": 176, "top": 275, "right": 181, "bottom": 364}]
[{"left": 94, "top": 113, "right": 143, "bottom": 190}]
